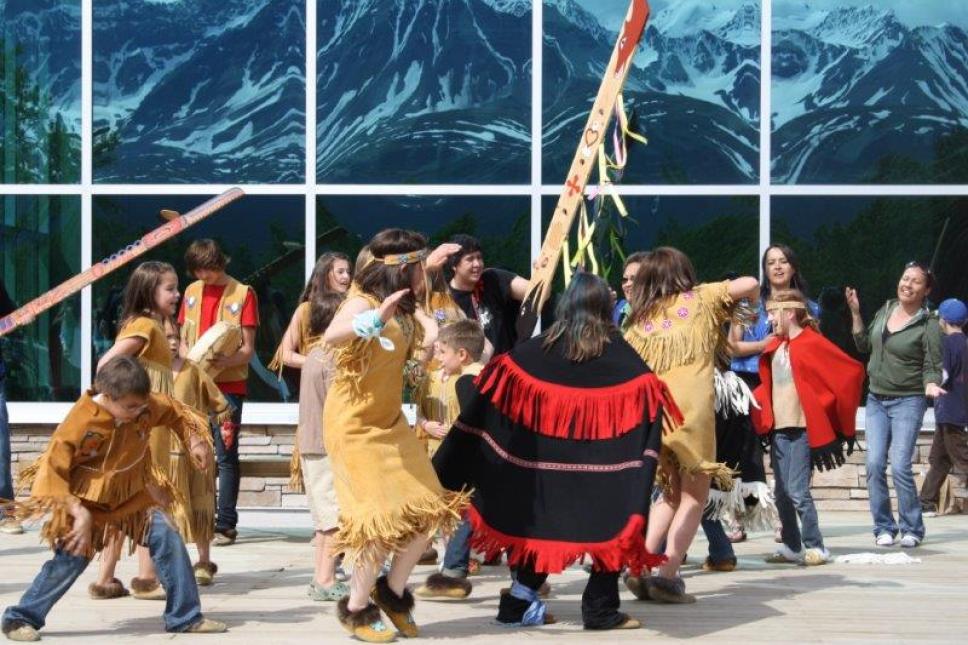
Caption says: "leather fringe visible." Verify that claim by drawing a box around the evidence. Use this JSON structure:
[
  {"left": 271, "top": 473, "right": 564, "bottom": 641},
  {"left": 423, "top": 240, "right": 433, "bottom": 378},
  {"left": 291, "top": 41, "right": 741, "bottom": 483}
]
[{"left": 331, "top": 488, "right": 471, "bottom": 566}]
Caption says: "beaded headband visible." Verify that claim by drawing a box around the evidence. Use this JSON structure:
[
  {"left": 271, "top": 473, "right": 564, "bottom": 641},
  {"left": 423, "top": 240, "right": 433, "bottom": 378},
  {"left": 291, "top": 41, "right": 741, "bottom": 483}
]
[
  {"left": 376, "top": 248, "right": 429, "bottom": 266},
  {"left": 765, "top": 300, "right": 807, "bottom": 312}
]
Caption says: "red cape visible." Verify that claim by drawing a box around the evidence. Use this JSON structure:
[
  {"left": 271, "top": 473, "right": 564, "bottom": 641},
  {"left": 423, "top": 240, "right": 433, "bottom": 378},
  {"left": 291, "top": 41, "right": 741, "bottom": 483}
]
[{"left": 751, "top": 327, "right": 865, "bottom": 460}]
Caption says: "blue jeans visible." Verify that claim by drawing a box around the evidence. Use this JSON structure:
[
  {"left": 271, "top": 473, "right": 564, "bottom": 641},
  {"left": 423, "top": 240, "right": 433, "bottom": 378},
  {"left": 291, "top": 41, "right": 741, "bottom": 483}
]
[
  {"left": 865, "top": 394, "right": 927, "bottom": 540},
  {"left": 702, "top": 517, "right": 735, "bottom": 563},
  {"left": 2, "top": 511, "right": 202, "bottom": 633},
  {"left": 441, "top": 518, "right": 472, "bottom": 578},
  {"left": 214, "top": 394, "right": 243, "bottom": 531},
  {"left": 0, "top": 377, "right": 13, "bottom": 515},
  {"left": 773, "top": 428, "right": 824, "bottom": 551}
]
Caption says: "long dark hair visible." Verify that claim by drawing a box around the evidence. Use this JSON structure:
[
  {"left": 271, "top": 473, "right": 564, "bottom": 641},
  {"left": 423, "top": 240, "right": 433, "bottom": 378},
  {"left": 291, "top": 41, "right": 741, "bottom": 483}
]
[
  {"left": 120, "top": 261, "right": 177, "bottom": 326},
  {"left": 543, "top": 272, "right": 614, "bottom": 362},
  {"left": 761, "top": 244, "right": 810, "bottom": 301},
  {"left": 301, "top": 252, "right": 350, "bottom": 303},
  {"left": 302, "top": 252, "right": 350, "bottom": 335},
  {"left": 354, "top": 229, "right": 427, "bottom": 316},
  {"left": 630, "top": 247, "right": 697, "bottom": 323},
  {"left": 309, "top": 291, "right": 344, "bottom": 338}
]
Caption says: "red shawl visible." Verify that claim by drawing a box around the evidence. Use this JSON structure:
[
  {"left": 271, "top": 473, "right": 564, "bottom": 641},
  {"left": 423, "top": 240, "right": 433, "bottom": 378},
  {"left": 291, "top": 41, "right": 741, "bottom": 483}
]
[{"left": 751, "top": 327, "right": 865, "bottom": 470}]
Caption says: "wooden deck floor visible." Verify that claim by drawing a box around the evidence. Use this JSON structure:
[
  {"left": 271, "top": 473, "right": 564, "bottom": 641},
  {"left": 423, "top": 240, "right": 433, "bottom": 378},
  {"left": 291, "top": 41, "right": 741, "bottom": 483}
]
[{"left": 1, "top": 511, "right": 965, "bottom": 643}]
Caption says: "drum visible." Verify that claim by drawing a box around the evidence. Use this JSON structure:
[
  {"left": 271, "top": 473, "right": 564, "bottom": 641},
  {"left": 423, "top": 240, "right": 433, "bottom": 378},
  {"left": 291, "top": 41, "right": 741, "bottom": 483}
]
[{"left": 186, "top": 321, "right": 242, "bottom": 379}]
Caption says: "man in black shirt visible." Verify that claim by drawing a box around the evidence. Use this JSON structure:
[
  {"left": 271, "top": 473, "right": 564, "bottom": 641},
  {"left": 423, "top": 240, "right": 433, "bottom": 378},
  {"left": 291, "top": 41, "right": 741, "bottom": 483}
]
[{"left": 447, "top": 235, "right": 529, "bottom": 356}]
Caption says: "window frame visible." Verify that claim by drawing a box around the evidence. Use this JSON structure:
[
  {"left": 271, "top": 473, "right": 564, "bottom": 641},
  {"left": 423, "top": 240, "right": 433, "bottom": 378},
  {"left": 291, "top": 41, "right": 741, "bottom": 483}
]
[{"left": 3, "top": 1, "right": 966, "bottom": 423}]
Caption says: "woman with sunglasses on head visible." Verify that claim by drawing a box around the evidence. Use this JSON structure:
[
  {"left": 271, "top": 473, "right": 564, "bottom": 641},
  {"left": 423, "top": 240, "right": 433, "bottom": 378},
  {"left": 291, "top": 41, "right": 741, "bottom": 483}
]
[{"left": 846, "top": 261, "right": 943, "bottom": 549}]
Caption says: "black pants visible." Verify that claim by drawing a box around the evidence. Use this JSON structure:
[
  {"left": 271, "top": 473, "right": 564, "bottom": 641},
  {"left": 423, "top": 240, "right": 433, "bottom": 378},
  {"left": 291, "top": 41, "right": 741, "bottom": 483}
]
[
  {"left": 920, "top": 423, "right": 968, "bottom": 504},
  {"left": 497, "top": 564, "right": 624, "bottom": 629}
]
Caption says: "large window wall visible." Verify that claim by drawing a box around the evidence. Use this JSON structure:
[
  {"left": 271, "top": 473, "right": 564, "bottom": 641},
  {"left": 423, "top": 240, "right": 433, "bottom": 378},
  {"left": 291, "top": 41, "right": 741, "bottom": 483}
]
[{"left": 2, "top": 1, "right": 967, "bottom": 421}]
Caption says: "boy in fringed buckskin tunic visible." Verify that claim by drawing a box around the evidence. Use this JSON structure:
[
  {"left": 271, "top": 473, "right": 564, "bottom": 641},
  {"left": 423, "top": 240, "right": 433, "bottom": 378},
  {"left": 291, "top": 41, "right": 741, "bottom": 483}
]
[{"left": 1, "top": 357, "right": 226, "bottom": 641}]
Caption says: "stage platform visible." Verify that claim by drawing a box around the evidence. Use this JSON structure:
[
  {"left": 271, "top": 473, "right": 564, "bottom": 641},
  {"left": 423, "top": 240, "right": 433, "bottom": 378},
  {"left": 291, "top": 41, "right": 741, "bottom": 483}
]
[{"left": 1, "top": 511, "right": 965, "bottom": 643}]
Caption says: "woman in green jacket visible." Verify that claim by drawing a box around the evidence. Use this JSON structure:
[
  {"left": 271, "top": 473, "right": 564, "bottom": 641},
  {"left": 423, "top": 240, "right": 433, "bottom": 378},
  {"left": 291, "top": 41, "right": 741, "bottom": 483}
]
[{"left": 846, "top": 261, "right": 943, "bottom": 549}]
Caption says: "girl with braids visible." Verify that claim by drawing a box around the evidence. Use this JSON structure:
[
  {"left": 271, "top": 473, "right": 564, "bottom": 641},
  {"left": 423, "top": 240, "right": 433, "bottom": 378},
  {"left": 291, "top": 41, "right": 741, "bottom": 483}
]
[
  {"left": 623, "top": 247, "right": 758, "bottom": 604},
  {"left": 91, "top": 261, "right": 187, "bottom": 600},
  {"left": 751, "top": 289, "right": 864, "bottom": 565},
  {"left": 322, "top": 229, "right": 466, "bottom": 643}
]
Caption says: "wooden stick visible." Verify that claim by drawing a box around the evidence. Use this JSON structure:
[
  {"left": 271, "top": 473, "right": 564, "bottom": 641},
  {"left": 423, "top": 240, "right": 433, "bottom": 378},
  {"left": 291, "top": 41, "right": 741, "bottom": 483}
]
[
  {"left": 517, "top": 1, "right": 650, "bottom": 337},
  {"left": 0, "top": 188, "right": 245, "bottom": 337}
]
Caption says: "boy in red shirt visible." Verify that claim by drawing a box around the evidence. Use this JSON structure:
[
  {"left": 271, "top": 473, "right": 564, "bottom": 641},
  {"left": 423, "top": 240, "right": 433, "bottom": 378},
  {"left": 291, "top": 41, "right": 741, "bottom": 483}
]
[{"left": 177, "top": 239, "right": 259, "bottom": 547}]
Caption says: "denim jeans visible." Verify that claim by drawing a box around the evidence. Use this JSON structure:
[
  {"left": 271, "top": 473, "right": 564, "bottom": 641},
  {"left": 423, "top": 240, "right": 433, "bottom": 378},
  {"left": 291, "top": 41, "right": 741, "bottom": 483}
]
[
  {"left": 773, "top": 428, "right": 824, "bottom": 551},
  {"left": 214, "top": 394, "right": 244, "bottom": 531},
  {"left": 0, "top": 376, "right": 13, "bottom": 516},
  {"left": 2, "top": 511, "right": 202, "bottom": 633},
  {"left": 702, "top": 517, "right": 735, "bottom": 563},
  {"left": 441, "top": 518, "right": 472, "bottom": 578},
  {"left": 865, "top": 394, "right": 927, "bottom": 540}
]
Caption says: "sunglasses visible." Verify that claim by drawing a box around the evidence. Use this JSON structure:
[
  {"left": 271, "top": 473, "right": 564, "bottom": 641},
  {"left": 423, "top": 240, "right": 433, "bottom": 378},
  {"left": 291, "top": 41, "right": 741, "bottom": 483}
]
[{"left": 905, "top": 260, "right": 935, "bottom": 280}]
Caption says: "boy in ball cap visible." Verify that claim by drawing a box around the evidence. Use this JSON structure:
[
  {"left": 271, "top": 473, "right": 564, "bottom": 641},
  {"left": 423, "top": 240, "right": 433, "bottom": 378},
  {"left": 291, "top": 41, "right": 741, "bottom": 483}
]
[{"left": 919, "top": 298, "right": 968, "bottom": 514}]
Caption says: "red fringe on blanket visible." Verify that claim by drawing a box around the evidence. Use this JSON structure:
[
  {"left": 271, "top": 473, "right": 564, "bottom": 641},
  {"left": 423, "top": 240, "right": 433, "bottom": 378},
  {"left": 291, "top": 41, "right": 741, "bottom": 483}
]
[
  {"left": 474, "top": 354, "right": 683, "bottom": 440},
  {"left": 465, "top": 505, "right": 666, "bottom": 577}
]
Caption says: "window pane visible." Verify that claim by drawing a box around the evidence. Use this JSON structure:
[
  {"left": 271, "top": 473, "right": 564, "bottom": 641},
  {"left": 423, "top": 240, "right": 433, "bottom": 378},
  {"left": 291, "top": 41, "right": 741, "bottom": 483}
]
[
  {"left": 92, "top": 195, "right": 305, "bottom": 402},
  {"left": 542, "top": 194, "right": 760, "bottom": 286},
  {"left": 772, "top": 1, "right": 968, "bottom": 184},
  {"left": 0, "top": 1, "right": 81, "bottom": 183},
  {"left": 772, "top": 196, "right": 968, "bottom": 359},
  {"left": 543, "top": 0, "right": 761, "bottom": 184},
  {"left": 0, "top": 195, "right": 81, "bottom": 401},
  {"left": 317, "top": 1, "right": 532, "bottom": 183},
  {"left": 316, "top": 195, "right": 532, "bottom": 277},
  {"left": 94, "top": 1, "right": 306, "bottom": 183}
]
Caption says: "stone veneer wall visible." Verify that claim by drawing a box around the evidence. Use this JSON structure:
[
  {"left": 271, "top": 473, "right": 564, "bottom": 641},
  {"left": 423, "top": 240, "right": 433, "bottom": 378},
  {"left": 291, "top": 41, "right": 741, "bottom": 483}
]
[{"left": 8, "top": 424, "right": 967, "bottom": 513}]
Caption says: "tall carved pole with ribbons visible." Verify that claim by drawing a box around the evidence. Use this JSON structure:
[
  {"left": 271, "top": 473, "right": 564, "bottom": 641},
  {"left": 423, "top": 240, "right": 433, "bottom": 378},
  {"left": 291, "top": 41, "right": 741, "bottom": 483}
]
[
  {"left": 0, "top": 188, "right": 245, "bottom": 337},
  {"left": 517, "top": 0, "right": 650, "bottom": 338}
]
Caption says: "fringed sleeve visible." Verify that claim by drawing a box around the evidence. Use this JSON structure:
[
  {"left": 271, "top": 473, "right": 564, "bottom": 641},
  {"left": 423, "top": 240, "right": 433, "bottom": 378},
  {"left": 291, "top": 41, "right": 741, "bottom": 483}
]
[
  {"left": 269, "top": 302, "right": 315, "bottom": 374},
  {"left": 12, "top": 431, "right": 84, "bottom": 553},
  {"left": 196, "top": 366, "right": 234, "bottom": 426}
]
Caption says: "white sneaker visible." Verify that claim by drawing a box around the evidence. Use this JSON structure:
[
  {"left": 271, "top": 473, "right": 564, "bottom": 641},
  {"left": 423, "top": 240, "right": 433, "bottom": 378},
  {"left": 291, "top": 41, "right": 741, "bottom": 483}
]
[
  {"left": 899, "top": 534, "right": 921, "bottom": 548},
  {"left": 765, "top": 544, "right": 803, "bottom": 563},
  {"left": 875, "top": 533, "right": 895, "bottom": 547},
  {"left": 804, "top": 548, "right": 831, "bottom": 566}
]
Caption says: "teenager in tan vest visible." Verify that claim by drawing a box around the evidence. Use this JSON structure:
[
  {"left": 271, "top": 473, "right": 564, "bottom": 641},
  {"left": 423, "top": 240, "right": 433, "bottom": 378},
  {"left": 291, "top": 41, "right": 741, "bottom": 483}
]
[{"left": 177, "top": 239, "right": 259, "bottom": 547}]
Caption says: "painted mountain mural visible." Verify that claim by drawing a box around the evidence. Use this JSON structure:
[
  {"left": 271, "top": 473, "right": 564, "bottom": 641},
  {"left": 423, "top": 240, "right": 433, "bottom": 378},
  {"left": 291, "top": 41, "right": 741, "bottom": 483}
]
[
  {"left": 544, "top": 0, "right": 761, "bottom": 184},
  {"left": 316, "top": 0, "right": 532, "bottom": 183},
  {"left": 0, "top": 0, "right": 81, "bottom": 183},
  {"left": 772, "top": 2, "right": 968, "bottom": 184},
  {"left": 93, "top": 0, "right": 305, "bottom": 183}
]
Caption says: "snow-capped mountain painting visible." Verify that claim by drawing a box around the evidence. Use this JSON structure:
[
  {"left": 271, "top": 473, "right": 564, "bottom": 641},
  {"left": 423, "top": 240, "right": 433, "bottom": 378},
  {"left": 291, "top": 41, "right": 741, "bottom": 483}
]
[
  {"left": 772, "top": 1, "right": 968, "bottom": 183},
  {"left": 544, "top": 0, "right": 761, "bottom": 184},
  {"left": 93, "top": 0, "right": 305, "bottom": 183},
  {"left": 316, "top": 0, "right": 532, "bottom": 183},
  {"left": 0, "top": 0, "right": 81, "bottom": 184}
]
